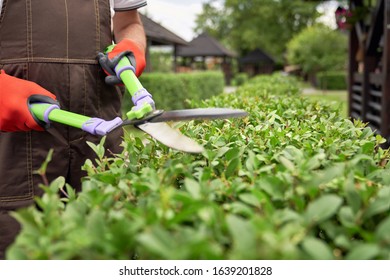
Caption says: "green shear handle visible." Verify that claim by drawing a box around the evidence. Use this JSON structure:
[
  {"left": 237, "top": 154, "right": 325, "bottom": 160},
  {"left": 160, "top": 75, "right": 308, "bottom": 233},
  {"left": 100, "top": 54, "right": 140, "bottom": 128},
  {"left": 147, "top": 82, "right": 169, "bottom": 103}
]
[
  {"left": 104, "top": 45, "right": 156, "bottom": 120},
  {"left": 30, "top": 53, "right": 156, "bottom": 135},
  {"left": 30, "top": 103, "right": 122, "bottom": 135}
]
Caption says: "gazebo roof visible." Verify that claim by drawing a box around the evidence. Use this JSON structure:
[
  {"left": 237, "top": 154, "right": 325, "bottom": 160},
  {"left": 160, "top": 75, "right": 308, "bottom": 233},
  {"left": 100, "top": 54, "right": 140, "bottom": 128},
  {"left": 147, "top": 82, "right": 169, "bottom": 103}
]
[
  {"left": 177, "top": 33, "right": 236, "bottom": 57},
  {"left": 140, "top": 13, "right": 188, "bottom": 46},
  {"left": 239, "top": 48, "right": 275, "bottom": 64}
]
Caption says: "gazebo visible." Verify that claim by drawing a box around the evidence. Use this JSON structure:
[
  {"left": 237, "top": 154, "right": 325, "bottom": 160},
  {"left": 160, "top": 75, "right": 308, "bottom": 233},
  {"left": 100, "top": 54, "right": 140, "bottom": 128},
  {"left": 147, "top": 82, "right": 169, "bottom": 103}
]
[
  {"left": 346, "top": 0, "right": 390, "bottom": 144},
  {"left": 176, "top": 33, "right": 237, "bottom": 84},
  {"left": 140, "top": 13, "right": 188, "bottom": 72},
  {"left": 239, "top": 48, "right": 276, "bottom": 77}
]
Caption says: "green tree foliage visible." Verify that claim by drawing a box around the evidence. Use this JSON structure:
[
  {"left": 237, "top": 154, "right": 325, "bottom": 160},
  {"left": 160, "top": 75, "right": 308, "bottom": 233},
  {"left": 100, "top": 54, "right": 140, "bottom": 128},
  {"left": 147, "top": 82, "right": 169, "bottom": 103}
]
[
  {"left": 194, "top": 0, "right": 231, "bottom": 40},
  {"left": 286, "top": 24, "right": 348, "bottom": 76},
  {"left": 195, "top": 0, "right": 319, "bottom": 62}
]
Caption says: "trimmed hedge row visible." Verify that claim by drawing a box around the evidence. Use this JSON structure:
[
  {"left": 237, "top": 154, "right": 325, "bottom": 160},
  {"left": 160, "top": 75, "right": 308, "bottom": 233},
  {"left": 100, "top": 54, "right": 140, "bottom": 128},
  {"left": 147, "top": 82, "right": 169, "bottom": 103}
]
[
  {"left": 122, "top": 71, "right": 225, "bottom": 112},
  {"left": 317, "top": 71, "right": 347, "bottom": 90},
  {"left": 7, "top": 74, "right": 390, "bottom": 260},
  {"left": 232, "top": 73, "right": 249, "bottom": 86}
]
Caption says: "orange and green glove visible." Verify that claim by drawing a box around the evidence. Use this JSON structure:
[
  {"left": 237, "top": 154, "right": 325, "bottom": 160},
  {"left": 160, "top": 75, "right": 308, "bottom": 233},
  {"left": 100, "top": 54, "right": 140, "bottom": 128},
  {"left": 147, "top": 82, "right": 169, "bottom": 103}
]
[
  {"left": 97, "top": 38, "right": 146, "bottom": 85},
  {"left": 0, "top": 70, "right": 59, "bottom": 132}
]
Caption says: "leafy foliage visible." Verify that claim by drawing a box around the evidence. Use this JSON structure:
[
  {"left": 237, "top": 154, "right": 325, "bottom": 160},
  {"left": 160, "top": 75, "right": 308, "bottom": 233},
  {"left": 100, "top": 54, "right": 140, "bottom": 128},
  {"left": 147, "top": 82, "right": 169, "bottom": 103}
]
[
  {"left": 7, "top": 74, "right": 390, "bottom": 260},
  {"left": 195, "top": 0, "right": 232, "bottom": 41},
  {"left": 124, "top": 71, "right": 225, "bottom": 111},
  {"left": 286, "top": 25, "right": 348, "bottom": 75},
  {"left": 149, "top": 50, "right": 174, "bottom": 73},
  {"left": 195, "top": 0, "right": 319, "bottom": 61},
  {"left": 317, "top": 71, "right": 347, "bottom": 90}
]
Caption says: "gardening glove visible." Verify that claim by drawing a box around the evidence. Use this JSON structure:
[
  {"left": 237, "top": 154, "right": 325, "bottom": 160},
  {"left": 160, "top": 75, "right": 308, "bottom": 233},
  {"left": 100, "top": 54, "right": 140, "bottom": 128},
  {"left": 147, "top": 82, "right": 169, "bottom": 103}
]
[
  {"left": 0, "top": 70, "right": 59, "bottom": 132},
  {"left": 97, "top": 38, "right": 146, "bottom": 86}
]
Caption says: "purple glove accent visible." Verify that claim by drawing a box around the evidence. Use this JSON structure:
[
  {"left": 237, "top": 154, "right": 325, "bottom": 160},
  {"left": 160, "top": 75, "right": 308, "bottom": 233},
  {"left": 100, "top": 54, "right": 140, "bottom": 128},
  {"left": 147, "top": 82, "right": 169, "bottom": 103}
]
[
  {"left": 132, "top": 88, "right": 155, "bottom": 110},
  {"left": 115, "top": 64, "right": 136, "bottom": 79},
  {"left": 81, "top": 117, "right": 123, "bottom": 136},
  {"left": 43, "top": 104, "right": 60, "bottom": 123}
]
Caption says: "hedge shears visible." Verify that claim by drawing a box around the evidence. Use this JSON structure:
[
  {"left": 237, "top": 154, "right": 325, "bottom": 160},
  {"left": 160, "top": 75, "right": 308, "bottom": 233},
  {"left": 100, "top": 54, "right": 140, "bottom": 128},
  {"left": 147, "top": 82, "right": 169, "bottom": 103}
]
[{"left": 30, "top": 53, "right": 247, "bottom": 153}]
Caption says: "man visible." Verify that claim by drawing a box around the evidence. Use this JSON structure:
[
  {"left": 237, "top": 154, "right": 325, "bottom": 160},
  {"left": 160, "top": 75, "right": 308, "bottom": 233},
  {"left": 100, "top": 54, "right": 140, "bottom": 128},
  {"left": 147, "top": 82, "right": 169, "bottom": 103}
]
[{"left": 0, "top": 0, "right": 147, "bottom": 259}]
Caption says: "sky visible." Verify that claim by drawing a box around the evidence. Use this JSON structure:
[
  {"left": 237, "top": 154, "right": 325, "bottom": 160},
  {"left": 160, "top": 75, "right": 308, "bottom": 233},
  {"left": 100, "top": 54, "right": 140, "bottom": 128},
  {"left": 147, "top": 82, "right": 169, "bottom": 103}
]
[
  {"left": 139, "top": 0, "right": 210, "bottom": 42},
  {"left": 139, "top": 0, "right": 340, "bottom": 42}
]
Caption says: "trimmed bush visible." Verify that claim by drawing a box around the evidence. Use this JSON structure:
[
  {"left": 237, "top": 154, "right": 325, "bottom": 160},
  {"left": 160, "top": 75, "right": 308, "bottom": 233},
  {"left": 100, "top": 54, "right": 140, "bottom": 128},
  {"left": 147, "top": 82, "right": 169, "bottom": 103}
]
[
  {"left": 317, "top": 71, "right": 347, "bottom": 90},
  {"left": 233, "top": 73, "right": 249, "bottom": 86},
  {"left": 7, "top": 74, "right": 390, "bottom": 260},
  {"left": 122, "top": 71, "right": 225, "bottom": 112}
]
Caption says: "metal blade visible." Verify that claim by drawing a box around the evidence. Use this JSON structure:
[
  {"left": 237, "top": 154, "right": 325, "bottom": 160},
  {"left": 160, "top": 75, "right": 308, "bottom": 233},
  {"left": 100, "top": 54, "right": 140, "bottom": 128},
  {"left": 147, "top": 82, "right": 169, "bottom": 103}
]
[
  {"left": 122, "top": 108, "right": 248, "bottom": 126},
  {"left": 150, "top": 108, "right": 248, "bottom": 123},
  {"left": 137, "top": 122, "right": 205, "bottom": 153}
]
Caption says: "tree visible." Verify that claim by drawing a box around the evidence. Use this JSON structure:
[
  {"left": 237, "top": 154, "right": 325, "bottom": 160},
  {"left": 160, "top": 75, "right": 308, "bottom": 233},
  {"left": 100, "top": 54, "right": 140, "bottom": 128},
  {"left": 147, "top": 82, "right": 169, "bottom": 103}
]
[
  {"left": 286, "top": 24, "right": 347, "bottom": 83},
  {"left": 194, "top": 0, "right": 320, "bottom": 63},
  {"left": 194, "top": 0, "right": 232, "bottom": 41}
]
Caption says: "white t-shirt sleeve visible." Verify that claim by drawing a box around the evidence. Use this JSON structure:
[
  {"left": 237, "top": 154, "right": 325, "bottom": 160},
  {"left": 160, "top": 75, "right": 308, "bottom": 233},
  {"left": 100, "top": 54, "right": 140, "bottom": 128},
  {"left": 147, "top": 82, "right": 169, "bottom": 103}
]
[{"left": 113, "top": 0, "right": 147, "bottom": 11}]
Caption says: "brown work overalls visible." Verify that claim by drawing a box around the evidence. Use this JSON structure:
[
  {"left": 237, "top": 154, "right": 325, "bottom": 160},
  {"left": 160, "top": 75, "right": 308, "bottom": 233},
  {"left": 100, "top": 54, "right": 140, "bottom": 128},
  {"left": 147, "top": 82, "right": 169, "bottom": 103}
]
[{"left": 0, "top": 0, "right": 124, "bottom": 259}]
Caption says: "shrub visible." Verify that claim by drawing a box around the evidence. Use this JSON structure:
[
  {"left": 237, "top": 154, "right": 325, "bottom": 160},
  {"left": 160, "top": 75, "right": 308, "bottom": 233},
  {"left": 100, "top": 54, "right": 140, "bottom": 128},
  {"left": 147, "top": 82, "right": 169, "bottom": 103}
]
[
  {"left": 7, "top": 74, "right": 390, "bottom": 260},
  {"left": 122, "top": 71, "right": 225, "bottom": 112},
  {"left": 233, "top": 73, "right": 249, "bottom": 86},
  {"left": 286, "top": 24, "right": 347, "bottom": 76},
  {"left": 149, "top": 50, "right": 173, "bottom": 73},
  {"left": 317, "top": 71, "right": 347, "bottom": 90}
]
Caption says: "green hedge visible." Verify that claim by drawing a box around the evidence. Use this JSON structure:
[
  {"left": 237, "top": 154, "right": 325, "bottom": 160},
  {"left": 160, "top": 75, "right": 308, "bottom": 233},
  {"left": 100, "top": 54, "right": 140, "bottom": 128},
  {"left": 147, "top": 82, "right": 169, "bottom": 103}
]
[
  {"left": 122, "top": 71, "right": 225, "bottom": 112},
  {"left": 7, "top": 74, "right": 390, "bottom": 260},
  {"left": 233, "top": 73, "right": 249, "bottom": 86},
  {"left": 317, "top": 71, "right": 347, "bottom": 90}
]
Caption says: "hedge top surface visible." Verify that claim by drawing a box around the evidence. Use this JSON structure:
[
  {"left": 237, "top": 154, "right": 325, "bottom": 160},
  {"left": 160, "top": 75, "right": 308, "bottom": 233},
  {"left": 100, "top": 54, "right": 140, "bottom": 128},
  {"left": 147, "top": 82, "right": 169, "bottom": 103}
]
[{"left": 7, "top": 74, "right": 390, "bottom": 260}]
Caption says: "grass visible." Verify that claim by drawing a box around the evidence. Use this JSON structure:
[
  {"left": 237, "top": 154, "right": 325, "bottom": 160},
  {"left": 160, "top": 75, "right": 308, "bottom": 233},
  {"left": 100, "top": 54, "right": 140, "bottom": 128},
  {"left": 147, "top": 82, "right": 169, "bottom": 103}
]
[{"left": 302, "top": 89, "right": 348, "bottom": 118}]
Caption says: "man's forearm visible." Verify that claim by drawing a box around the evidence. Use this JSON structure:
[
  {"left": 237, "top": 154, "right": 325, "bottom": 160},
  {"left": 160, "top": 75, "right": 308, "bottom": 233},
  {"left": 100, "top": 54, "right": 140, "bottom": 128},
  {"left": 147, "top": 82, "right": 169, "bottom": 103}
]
[{"left": 113, "top": 10, "right": 146, "bottom": 52}]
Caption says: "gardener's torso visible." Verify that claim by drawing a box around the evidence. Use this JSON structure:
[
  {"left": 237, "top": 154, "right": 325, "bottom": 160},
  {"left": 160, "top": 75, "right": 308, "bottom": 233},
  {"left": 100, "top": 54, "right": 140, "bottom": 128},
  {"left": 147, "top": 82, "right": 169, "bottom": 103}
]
[{"left": 0, "top": 0, "right": 124, "bottom": 197}]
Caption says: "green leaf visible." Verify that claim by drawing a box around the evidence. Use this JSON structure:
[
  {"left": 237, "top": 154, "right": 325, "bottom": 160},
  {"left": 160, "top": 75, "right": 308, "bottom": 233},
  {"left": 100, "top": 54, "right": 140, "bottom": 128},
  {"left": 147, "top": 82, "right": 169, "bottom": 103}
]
[
  {"left": 305, "top": 195, "right": 343, "bottom": 225},
  {"left": 273, "top": 209, "right": 301, "bottom": 226},
  {"left": 304, "top": 152, "right": 325, "bottom": 171},
  {"left": 216, "top": 146, "right": 230, "bottom": 158},
  {"left": 49, "top": 176, "right": 66, "bottom": 193},
  {"left": 307, "top": 164, "right": 345, "bottom": 187},
  {"left": 375, "top": 216, "right": 390, "bottom": 243},
  {"left": 346, "top": 244, "right": 380, "bottom": 260},
  {"left": 184, "top": 178, "right": 201, "bottom": 199},
  {"left": 225, "top": 157, "right": 241, "bottom": 178},
  {"left": 279, "top": 156, "right": 295, "bottom": 172},
  {"left": 257, "top": 177, "right": 284, "bottom": 200},
  {"left": 10, "top": 208, "right": 42, "bottom": 236},
  {"left": 142, "top": 168, "right": 160, "bottom": 191},
  {"left": 226, "top": 215, "right": 257, "bottom": 258},
  {"left": 239, "top": 193, "right": 261, "bottom": 208},
  {"left": 34, "top": 149, "right": 53, "bottom": 177},
  {"left": 338, "top": 206, "right": 356, "bottom": 228},
  {"left": 81, "top": 159, "right": 96, "bottom": 175},
  {"left": 86, "top": 136, "right": 106, "bottom": 159},
  {"left": 225, "top": 147, "right": 240, "bottom": 161},
  {"left": 224, "top": 202, "right": 254, "bottom": 217},
  {"left": 345, "top": 172, "right": 362, "bottom": 214},
  {"left": 334, "top": 235, "right": 351, "bottom": 250},
  {"left": 301, "top": 237, "right": 334, "bottom": 260},
  {"left": 245, "top": 150, "right": 259, "bottom": 172},
  {"left": 362, "top": 187, "right": 390, "bottom": 220},
  {"left": 361, "top": 141, "right": 375, "bottom": 154},
  {"left": 86, "top": 209, "right": 107, "bottom": 242},
  {"left": 137, "top": 226, "right": 175, "bottom": 259}
]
